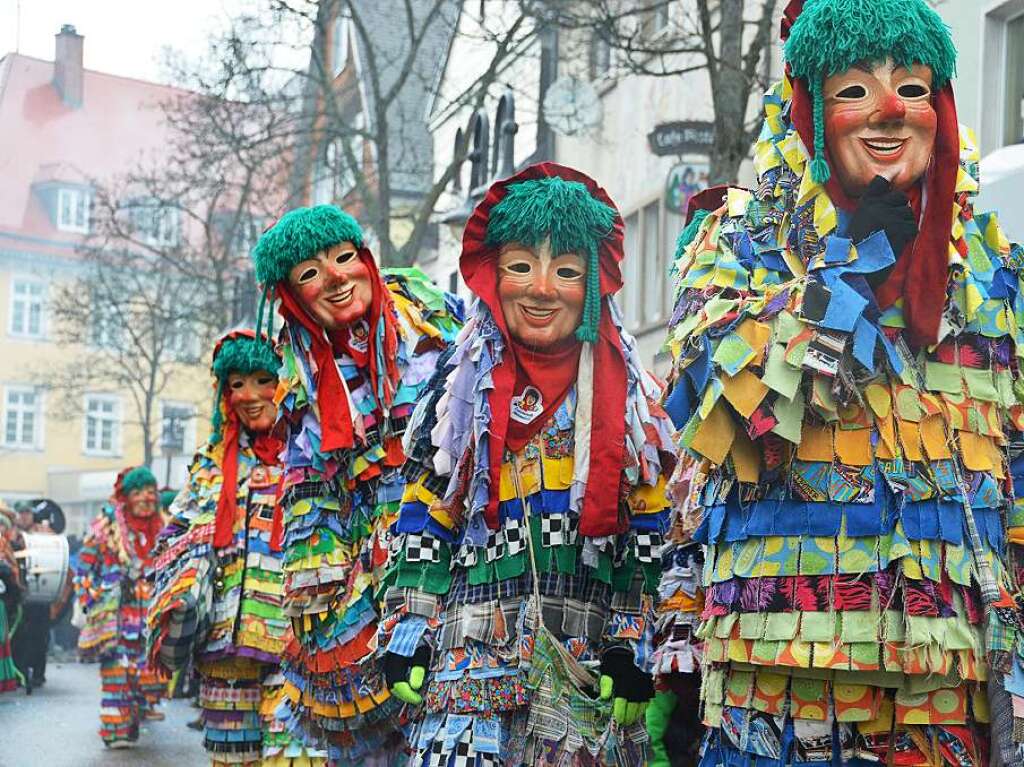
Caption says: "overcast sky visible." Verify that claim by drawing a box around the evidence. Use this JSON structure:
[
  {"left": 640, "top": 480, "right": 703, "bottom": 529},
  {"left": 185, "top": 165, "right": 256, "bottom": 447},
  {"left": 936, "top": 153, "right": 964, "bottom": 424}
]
[{"left": 0, "top": 0, "right": 248, "bottom": 83}]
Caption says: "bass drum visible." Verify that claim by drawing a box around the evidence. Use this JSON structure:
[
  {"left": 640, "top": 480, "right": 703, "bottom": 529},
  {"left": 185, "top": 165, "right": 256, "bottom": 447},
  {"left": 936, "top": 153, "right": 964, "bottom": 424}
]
[{"left": 16, "top": 532, "right": 70, "bottom": 604}]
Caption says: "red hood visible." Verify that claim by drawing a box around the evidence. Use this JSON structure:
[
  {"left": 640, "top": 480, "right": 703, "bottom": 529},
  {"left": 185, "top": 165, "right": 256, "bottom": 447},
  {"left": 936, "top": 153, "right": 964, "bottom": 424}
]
[{"left": 460, "top": 162, "right": 630, "bottom": 536}]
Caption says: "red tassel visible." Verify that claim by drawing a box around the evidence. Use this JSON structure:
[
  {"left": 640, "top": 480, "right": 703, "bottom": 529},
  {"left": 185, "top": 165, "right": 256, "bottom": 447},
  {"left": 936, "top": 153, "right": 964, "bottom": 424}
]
[{"left": 213, "top": 416, "right": 241, "bottom": 549}]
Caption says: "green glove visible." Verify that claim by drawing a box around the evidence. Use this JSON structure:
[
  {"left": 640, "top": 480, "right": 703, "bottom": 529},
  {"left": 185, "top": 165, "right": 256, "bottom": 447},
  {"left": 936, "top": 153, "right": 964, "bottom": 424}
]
[
  {"left": 598, "top": 648, "right": 654, "bottom": 726},
  {"left": 384, "top": 645, "right": 430, "bottom": 705},
  {"left": 645, "top": 690, "right": 678, "bottom": 767}
]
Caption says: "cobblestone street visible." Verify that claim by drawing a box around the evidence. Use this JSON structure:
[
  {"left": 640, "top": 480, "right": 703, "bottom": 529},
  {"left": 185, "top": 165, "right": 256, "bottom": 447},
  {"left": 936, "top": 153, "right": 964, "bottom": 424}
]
[{"left": 0, "top": 661, "right": 206, "bottom": 766}]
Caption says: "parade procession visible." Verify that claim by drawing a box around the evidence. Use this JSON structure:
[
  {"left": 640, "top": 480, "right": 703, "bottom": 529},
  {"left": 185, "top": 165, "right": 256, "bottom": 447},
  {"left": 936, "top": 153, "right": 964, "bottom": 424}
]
[{"left": 3, "top": 0, "right": 1024, "bottom": 765}]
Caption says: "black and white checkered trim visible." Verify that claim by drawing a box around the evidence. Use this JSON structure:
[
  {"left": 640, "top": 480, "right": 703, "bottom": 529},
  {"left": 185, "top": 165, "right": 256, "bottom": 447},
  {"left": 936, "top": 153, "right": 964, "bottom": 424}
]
[
  {"left": 405, "top": 533, "right": 442, "bottom": 563},
  {"left": 540, "top": 514, "right": 578, "bottom": 547},
  {"left": 504, "top": 517, "right": 526, "bottom": 556},
  {"left": 633, "top": 532, "right": 663, "bottom": 563},
  {"left": 484, "top": 528, "right": 503, "bottom": 562},
  {"left": 454, "top": 542, "right": 477, "bottom": 568}
]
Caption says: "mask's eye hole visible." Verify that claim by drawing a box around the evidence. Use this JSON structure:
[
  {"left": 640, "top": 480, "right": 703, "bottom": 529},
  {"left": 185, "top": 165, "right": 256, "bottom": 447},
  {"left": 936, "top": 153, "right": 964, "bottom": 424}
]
[
  {"left": 229, "top": 379, "right": 245, "bottom": 390},
  {"left": 335, "top": 249, "right": 357, "bottom": 265},
  {"left": 297, "top": 267, "right": 318, "bottom": 283},
  {"left": 897, "top": 83, "right": 929, "bottom": 98},
  {"left": 556, "top": 265, "right": 584, "bottom": 280},
  {"left": 504, "top": 261, "right": 532, "bottom": 275},
  {"left": 256, "top": 375, "right": 274, "bottom": 386},
  {"left": 835, "top": 84, "right": 867, "bottom": 99}
]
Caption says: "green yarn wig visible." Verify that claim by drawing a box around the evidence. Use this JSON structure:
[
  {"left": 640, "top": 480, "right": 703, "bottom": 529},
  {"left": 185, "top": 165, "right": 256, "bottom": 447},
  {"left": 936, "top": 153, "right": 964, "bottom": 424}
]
[
  {"left": 484, "top": 176, "right": 616, "bottom": 343},
  {"left": 784, "top": 0, "right": 957, "bottom": 183},
  {"left": 122, "top": 466, "right": 157, "bottom": 494},
  {"left": 250, "top": 205, "right": 364, "bottom": 289},
  {"left": 209, "top": 333, "right": 281, "bottom": 444}
]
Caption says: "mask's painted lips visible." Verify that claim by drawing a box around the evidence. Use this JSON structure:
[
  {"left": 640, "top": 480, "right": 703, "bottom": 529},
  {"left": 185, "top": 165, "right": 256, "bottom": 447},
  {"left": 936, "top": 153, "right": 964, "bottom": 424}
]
[
  {"left": 325, "top": 285, "right": 355, "bottom": 305},
  {"left": 861, "top": 137, "right": 907, "bottom": 159},
  {"left": 519, "top": 304, "right": 558, "bottom": 325}
]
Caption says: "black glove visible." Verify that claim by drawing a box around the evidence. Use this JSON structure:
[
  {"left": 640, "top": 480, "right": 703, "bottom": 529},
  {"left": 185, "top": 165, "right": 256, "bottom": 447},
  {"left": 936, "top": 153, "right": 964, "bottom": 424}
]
[
  {"left": 384, "top": 644, "right": 431, "bottom": 704},
  {"left": 848, "top": 174, "right": 918, "bottom": 257}
]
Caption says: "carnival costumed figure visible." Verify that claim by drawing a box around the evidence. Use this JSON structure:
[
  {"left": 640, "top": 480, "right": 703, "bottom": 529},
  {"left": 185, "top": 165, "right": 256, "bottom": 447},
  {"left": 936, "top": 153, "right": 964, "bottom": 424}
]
[
  {"left": 659, "top": 1, "right": 1024, "bottom": 765},
  {"left": 249, "top": 206, "right": 463, "bottom": 764},
  {"left": 147, "top": 330, "right": 328, "bottom": 767},
  {"left": 0, "top": 504, "right": 22, "bottom": 693},
  {"left": 75, "top": 466, "right": 168, "bottom": 747},
  {"left": 380, "top": 163, "right": 685, "bottom": 766}
]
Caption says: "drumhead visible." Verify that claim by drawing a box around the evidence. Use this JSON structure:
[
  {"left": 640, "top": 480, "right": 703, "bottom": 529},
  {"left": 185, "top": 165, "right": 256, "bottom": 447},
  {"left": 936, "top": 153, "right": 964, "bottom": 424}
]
[{"left": 18, "top": 532, "right": 70, "bottom": 604}]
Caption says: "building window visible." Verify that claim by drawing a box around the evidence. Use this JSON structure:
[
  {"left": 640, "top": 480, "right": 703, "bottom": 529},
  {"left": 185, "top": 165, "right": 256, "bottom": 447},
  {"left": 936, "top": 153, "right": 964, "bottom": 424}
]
[
  {"left": 131, "top": 199, "right": 180, "bottom": 247},
  {"left": 642, "top": 2, "right": 672, "bottom": 38},
  {"left": 83, "top": 395, "right": 120, "bottom": 455},
  {"left": 589, "top": 31, "right": 612, "bottom": 80},
  {"left": 57, "top": 187, "right": 90, "bottom": 233},
  {"left": 160, "top": 402, "right": 195, "bottom": 455},
  {"left": 1004, "top": 13, "right": 1024, "bottom": 144},
  {"left": 332, "top": 13, "right": 350, "bottom": 77},
  {"left": 3, "top": 387, "right": 42, "bottom": 450},
  {"left": 9, "top": 279, "right": 46, "bottom": 338},
  {"left": 89, "top": 307, "right": 123, "bottom": 349}
]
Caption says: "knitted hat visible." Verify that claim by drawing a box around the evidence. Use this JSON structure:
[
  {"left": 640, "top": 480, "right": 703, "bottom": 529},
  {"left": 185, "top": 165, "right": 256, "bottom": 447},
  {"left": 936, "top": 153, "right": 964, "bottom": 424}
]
[
  {"left": 120, "top": 466, "right": 157, "bottom": 495},
  {"left": 782, "top": 0, "right": 956, "bottom": 183},
  {"left": 251, "top": 205, "right": 363, "bottom": 289}
]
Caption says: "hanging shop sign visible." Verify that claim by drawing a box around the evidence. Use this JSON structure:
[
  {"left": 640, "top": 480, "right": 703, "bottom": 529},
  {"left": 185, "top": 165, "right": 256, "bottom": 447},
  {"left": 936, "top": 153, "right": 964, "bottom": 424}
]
[{"left": 647, "top": 120, "right": 714, "bottom": 156}]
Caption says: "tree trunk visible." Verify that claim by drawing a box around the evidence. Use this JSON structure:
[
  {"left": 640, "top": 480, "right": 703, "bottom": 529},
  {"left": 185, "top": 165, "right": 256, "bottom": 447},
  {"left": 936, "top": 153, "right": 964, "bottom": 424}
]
[{"left": 708, "top": 0, "right": 750, "bottom": 185}]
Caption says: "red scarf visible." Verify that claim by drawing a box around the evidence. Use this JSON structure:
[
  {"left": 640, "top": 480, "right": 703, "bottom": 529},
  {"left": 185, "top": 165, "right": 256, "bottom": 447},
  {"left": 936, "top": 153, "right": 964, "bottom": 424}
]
[
  {"left": 122, "top": 504, "right": 163, "bottom": 563},
  {"left": 505, "top": 340, "right": 582, "bottom": 451},
  {"left": 274, "top": 248, "right": 400, "bottom": 453},
  {"left": 462, "top": 163, "right": 628, "bottom": 536},
  {"left": 213, "top": 410, "right": 283, "bottom": 550},
  {"left": 783, "top": 1, "right": 960, "bottom": 348}
]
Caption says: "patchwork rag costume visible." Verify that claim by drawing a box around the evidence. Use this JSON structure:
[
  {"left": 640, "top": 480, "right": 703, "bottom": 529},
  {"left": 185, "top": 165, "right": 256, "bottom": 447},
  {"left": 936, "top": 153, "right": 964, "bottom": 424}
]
[
  {"left": 381, "top": 163, "right": 682, "bottom": 765},
  {"left": 75, "top": 467, "right": 168, "bottom": 746},
  {"left": 250, "top": 206, "right": 463, "bottom": 763},
  {"left": 0, "top": 506, "right": 22, "bottom": 693},
  {"left": 147, "top": 331, "right": 327, "bottom": 766},
  {"left": 662, "top": 1, "right": 1024, "bottom": 765}
]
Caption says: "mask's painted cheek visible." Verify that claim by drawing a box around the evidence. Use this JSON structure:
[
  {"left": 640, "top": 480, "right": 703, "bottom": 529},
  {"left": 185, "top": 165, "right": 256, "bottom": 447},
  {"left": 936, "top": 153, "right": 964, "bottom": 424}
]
[
  {"left": 824, "top": 105, "right": 865, "bottom": 139},
  {"left": 294, "top": 279, "right": 323, "bottom": 313}
]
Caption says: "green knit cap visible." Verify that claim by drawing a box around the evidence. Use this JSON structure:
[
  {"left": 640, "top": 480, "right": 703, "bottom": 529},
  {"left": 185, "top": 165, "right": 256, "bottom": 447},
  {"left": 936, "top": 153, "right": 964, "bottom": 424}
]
[
  {"left": 122, "top": 466, "right": 157, "bottom": 494},
  {"left": 209, "top": 334, "right": 281, "bottom": 443},
  {"left": 784, "top": 0, "right": 957, "bottom": 183},
  {"left": 212, "top": 334, "right": 280, "bottom": 382},
  {"left": 250, "top": 205, "right": 363, "bottom": 288},
  {"left": 160, "top": 489, "right": 178, "bottom": 510},
  {"left": 485, "top": 177, "right": 615, "bottom": 343}
]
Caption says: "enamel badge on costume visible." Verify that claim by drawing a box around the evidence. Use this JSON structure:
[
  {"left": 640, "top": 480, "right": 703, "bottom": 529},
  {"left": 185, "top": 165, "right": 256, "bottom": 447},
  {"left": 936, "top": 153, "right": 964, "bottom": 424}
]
[
  {"left": 510, "top": 385, "right": 543, "bottom": 424},
  {"left": 348, "top": 319, "right": 370, "bottom": 353}
]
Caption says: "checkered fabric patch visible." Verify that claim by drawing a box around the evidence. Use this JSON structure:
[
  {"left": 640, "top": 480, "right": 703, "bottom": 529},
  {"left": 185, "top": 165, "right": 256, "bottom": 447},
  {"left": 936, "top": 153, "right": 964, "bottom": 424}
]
[
  {"left": 633, "top": 532, "right": 663, "bottom": 563},
  {"left": 454, "top": 542, "right": 478, "bottom": 568},
  {"left": 425, "top": 740, "right": 445, "bottom": 767},
  {"left": 405, "top": 533, "right": 441, "bottom": 563},
  {"left": 540, "top": 514, "right": 567, "bottom": 547},
  {"left": 504, "top": 517, "right": 526, "bottom": 556},
  {"left": 484, "top": 528, "right": 503, "bottom": 562}
]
